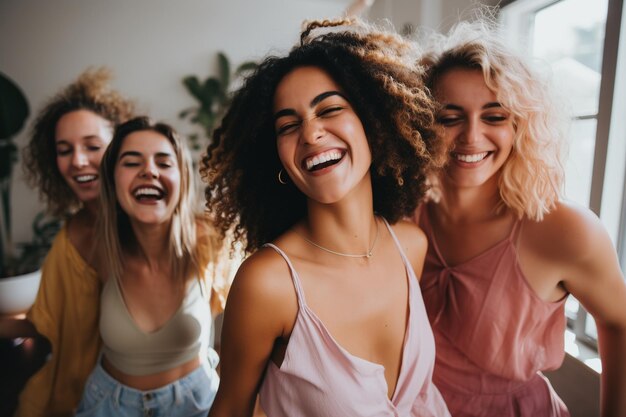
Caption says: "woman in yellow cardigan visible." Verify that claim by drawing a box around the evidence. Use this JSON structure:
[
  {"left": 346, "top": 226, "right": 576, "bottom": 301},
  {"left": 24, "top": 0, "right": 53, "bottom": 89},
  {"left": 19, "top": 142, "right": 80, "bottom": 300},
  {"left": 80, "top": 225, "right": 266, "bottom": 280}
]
[{"left": 0, "top": 68, "right": 133, "bottom": 417}]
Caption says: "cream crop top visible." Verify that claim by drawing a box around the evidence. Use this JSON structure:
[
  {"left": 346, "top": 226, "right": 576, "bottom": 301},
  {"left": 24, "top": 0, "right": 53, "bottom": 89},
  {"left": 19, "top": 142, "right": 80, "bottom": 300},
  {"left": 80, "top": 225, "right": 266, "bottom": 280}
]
[{"left": 100, "top": 276, "right": 212, "bottom": 376}]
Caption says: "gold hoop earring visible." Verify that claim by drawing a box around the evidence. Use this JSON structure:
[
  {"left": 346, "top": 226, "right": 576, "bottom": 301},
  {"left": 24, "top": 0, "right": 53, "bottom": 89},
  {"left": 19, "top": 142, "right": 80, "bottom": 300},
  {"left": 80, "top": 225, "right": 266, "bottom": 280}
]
[{"left": 278, "top": 169, "right": 288, "bottom": 185}]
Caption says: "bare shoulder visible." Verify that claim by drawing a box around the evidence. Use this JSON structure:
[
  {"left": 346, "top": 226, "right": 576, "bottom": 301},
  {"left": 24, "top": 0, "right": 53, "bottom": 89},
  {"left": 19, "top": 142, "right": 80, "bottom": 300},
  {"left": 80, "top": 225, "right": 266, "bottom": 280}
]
[
  {"left": 233, "top": 247, "right": 294, "bottom": 296},
  {"left": 525, "top": 200, "right": 610, "bottom": 262},
  {"left": 387, "top": 219, "right": 428, "bottom": 277},
  {"left": 389, "top": 219, "right": 427, "bottom": 248},
  {"left": 226, "top": 246, "right": 298, "bottom": 333}
]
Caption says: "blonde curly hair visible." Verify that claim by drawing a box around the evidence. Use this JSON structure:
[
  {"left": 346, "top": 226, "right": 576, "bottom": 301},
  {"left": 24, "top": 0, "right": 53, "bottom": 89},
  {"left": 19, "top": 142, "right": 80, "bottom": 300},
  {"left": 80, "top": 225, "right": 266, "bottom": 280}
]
[
  {"left": 201, "top": 18, "right": 444, "bottom": 253},
  {"left": 22, "top": 67, "right": 134, "bottom": 216},
  {"left": 419, "top": 17, "right": 568, "bottom": 221}
]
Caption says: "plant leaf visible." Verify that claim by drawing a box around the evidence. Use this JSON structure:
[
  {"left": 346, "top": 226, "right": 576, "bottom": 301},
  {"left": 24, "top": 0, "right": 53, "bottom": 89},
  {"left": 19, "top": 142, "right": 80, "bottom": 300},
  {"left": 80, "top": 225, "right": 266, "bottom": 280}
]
[
  {"left": 235, "top": 61, "right": 258, "bottom": 76},
  {"left": 178, "top": 108, "right": 194, "bottom": 119},
  {"left": 202, "top": 78, "right": 223, "bottom": 106},
  {"left": 182, "top": 76, "right": 203, "bottom": 100},
  {"left": 217, "top": 52, "right": 230, "bottom": 93}
]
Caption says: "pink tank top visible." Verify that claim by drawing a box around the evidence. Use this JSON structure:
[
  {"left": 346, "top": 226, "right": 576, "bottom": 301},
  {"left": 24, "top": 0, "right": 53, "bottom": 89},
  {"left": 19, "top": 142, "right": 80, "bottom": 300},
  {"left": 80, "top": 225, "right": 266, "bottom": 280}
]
[
  {"left": 259, "top": 220, "right": 450, "bottom": 417},
  {"left": 417, "top": 205, "right": 569, "bottom": 416}
]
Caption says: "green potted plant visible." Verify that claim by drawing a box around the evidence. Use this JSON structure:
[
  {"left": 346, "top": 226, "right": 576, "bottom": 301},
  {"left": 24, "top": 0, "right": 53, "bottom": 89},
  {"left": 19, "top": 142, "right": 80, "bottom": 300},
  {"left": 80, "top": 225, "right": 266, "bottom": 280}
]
[
  {"left": 0, "top": 72, "right": 60, "bottom": 314},
  {"left": 179, "top": 52, "right": 257, "bottom": 150}
]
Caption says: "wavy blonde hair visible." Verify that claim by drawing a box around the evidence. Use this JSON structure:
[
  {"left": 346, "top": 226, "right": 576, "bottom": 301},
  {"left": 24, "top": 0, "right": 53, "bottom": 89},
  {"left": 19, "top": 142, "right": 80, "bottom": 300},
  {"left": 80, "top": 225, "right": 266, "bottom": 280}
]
[
  {"left": 419, "top": 16, "right": 568, "bottom": 221},
  {"left": 23, "top": 67, "right": 134, "bottom": 216}
]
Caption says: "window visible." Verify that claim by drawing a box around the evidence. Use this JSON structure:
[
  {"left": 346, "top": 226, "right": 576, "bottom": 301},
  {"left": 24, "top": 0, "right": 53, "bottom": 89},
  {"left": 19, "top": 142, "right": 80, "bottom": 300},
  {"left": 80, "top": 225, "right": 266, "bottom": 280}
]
[{"left": 500, "top": 0, "right": 626, "bottom": 370}]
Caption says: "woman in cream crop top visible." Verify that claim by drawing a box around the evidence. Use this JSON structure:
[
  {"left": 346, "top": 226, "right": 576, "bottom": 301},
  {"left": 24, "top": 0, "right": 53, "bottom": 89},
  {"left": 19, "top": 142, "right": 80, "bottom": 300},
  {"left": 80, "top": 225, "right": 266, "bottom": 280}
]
[
  {"left": 75, "top": 117, "right": 227, "bottom": 417},
  {"left": 100, "top": 275, "right": 211, "bottom": 376}
]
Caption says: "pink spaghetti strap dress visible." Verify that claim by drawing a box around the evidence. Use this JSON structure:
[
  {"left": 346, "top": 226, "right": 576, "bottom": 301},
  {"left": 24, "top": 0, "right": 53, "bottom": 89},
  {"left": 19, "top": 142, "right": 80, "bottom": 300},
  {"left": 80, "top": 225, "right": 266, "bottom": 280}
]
[
  {"left": 417, "top": 205, "right": 570, "bottom": 417},
  {"left": 259, "top": 219, "right": 451, "bottom": 417}
]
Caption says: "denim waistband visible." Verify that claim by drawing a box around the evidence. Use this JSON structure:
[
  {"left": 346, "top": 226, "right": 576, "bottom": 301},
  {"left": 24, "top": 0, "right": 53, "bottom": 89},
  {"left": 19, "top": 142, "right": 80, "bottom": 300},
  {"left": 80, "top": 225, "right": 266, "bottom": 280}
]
[{"left": 89, "top": 359, "right": 215, "bottom": 409}]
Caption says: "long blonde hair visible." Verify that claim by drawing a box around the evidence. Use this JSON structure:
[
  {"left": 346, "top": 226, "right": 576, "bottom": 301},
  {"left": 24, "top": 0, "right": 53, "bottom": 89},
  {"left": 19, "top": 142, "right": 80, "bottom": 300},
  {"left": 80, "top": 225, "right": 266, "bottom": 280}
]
[{"left": 419, "top": 17, "right": 568, "bottom": 221}]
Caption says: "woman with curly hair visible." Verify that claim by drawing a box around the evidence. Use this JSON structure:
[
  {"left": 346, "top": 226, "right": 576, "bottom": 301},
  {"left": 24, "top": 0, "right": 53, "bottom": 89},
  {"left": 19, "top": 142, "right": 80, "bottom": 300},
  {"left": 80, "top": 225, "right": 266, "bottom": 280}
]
[
  {"left": 412, "top": 17, "right": 626, "bottom": 416},
  {"left": 201, "top": 19, "right": 450, "bottom": 417},
  {"left": 0, "top": 68, "right": 134, "bottom": 417},
  {"left": 74, "top": 117, "right": 226, "bottom": 417}
]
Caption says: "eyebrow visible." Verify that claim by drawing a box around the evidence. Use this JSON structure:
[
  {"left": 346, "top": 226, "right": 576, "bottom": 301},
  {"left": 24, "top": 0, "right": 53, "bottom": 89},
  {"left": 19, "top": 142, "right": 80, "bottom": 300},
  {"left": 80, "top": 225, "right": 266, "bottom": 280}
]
[
  {"left": 118, "top": 151, "right": 173, "bottom": 159},
  {"left": 442, "top": 102, "right": 502, "bottom": 111},
  {"left": 55, "top": 135, "right": 102, "bottom": 144},
  {"left": 273, "top": 90, "right": 348, "bottom": 121},
  {"left": 483, "top": 102, "right": 502, "bottom": 109}
]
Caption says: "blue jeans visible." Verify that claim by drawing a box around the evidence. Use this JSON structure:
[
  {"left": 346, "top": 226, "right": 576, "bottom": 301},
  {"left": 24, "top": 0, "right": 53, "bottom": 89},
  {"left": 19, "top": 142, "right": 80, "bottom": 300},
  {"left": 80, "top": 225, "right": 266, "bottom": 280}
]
[{"left": 75, "top": 353, "right": 219, "bottom": 417}]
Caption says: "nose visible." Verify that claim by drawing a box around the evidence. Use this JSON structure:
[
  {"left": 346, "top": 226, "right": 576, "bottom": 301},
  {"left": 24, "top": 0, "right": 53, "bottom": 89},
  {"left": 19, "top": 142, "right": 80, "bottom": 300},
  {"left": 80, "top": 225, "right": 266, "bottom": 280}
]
[
  {"left": 459, "top": 116, "right": 481, "bottom": 145},
  {"left": 71, "top": 149, "right": 88, "bottom": 168},
  {"left": 300, "top": 116, "right": 324, "bottom": 144},
  {"left": 140, "top": 160, "right": 159, "bottom": 178}
]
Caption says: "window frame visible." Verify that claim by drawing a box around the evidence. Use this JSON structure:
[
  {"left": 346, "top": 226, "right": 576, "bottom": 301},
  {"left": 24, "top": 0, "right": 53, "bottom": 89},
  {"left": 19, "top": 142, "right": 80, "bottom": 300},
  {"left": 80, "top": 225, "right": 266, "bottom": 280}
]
[{"left": 500, "top": 0, "right": 626, "bottom": 352}]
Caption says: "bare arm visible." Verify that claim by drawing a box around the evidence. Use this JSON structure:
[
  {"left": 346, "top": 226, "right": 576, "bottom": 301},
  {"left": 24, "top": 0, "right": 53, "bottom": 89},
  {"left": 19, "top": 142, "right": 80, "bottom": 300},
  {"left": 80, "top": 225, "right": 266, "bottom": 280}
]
[
  {"left": 209, "top": 249, "right": 297, "bottom": 417},
  {"left": 557, "top": 205, "right": 626, "bottom": 417}
]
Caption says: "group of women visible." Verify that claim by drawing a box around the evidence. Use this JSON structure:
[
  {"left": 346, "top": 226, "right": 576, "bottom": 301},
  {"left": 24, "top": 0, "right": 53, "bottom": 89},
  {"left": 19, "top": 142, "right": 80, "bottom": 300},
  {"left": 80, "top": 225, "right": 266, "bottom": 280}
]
[{"left": 1, "top": 9, "right": 625, "bottom": 417}]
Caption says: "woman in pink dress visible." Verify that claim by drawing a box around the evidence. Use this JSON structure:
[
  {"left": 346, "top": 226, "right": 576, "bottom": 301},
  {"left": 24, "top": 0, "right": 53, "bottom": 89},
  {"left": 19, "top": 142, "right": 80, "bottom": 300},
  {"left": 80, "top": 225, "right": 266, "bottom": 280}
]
[
  {"left": 201, "top": 19, "right": 450, "bottom": 417},
  {"left": 413, "top": 17, "right": 626, "bottom": 417}
]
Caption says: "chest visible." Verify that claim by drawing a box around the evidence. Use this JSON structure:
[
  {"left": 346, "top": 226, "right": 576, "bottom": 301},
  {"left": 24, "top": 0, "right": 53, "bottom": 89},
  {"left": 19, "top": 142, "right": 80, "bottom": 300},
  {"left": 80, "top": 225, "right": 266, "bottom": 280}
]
[
  {"left": 430, "top": 215, "right": 515, "bottom": 267},
  {"left": 118, "top": 272, "right": 186, "bottom": 333},
  {"left": 428, "top": 214, "right": 566, "bottom": 302},
  {"left": 284, "top": 252, "right": 411, "bottom": 396}
]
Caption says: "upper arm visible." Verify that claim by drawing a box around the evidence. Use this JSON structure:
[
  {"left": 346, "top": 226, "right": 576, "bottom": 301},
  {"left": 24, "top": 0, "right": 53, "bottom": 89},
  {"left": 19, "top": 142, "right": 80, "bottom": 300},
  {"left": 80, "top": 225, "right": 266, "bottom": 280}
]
[
  {"left": 553, "top": 204, "right": 626, "bottom": 329},
  {"left": 210, "top": 248, "right": 297, "bottom": 417},
  {"left": 390, "top": 220, "right": 428, "bottom": 280}
]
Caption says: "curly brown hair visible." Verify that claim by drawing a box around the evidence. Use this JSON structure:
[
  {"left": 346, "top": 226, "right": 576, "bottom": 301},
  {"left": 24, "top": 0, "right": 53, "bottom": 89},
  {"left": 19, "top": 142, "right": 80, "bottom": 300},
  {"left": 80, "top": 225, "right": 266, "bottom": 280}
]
[
  {"left": 201, "top": 19, "right": 444, "bottom": 254},
  {"left": 22, "top": 67, "right": 134, "bottom": 216}
]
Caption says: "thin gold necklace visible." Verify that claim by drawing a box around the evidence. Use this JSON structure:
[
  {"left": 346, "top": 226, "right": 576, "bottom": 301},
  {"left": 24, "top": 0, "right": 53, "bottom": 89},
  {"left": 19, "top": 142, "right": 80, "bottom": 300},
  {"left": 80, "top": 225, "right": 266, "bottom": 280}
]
[{"left": 297, "top": 218, "right": 380, "bottom": 259}]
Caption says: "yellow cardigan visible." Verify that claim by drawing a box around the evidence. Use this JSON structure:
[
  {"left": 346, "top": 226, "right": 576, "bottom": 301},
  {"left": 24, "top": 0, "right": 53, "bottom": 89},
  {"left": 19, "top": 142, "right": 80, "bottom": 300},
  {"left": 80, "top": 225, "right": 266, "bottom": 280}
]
[{"left": 15, "top": 225, "right": 100, "bottom": 417}]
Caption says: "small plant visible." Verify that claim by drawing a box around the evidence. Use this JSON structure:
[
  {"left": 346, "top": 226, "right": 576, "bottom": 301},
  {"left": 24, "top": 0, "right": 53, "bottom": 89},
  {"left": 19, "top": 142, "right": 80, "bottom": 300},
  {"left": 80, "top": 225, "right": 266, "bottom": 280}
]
[
  {"left": 179, "top": 52, "right": 257, "bottom": 150},
  {"left": 5, "top": 212, "right": 60, "bottom": 276}
]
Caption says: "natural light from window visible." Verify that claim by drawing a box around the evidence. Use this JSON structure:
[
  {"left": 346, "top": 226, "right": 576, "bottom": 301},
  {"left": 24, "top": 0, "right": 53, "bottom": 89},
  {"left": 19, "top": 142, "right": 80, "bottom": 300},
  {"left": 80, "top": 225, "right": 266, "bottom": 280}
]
[{"left": 530, "top": 0, "right": 608, "bottom": 208}]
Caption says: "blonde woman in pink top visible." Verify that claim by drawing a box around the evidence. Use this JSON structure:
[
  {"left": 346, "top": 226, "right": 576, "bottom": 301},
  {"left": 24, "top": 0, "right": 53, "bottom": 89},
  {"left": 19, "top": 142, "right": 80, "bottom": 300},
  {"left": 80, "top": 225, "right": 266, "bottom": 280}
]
[
  {"left": 201, "top": 19, "right": 450, "bottom": 417},
  {"left": 412, "top": 16, "right": 626, "bottom": 417}
]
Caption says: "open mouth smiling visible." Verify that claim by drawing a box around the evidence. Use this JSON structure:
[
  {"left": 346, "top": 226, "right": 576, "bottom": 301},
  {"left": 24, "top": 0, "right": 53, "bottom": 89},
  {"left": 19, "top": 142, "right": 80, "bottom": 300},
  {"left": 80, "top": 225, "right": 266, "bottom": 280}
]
[
  {"left": 74, "top": 174, "right": 98, "bottom": 184},
  {"left": 452, "top": 151, "right": 491, "bottom": 163},
  {"left": 133, "top": 185, "right": 166, "bottom": 202},
  {"left": 303, "top": 149, "right": 346, "bottom": 172}
]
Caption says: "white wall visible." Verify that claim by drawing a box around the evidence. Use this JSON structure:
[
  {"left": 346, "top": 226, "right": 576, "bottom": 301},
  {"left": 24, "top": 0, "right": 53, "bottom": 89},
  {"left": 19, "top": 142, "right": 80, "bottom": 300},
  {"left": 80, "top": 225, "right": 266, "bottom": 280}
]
[
  {"left": 1, "top": 0, "right": 351, "bottom": 243},
  {"left": 368, "top": 0, "right": 500, "bottom": 34}
]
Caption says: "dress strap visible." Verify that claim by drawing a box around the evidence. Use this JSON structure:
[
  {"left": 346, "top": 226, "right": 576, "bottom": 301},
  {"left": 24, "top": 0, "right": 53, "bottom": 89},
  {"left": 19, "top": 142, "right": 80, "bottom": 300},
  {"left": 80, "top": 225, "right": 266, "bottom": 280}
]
[
  {"left": 263, "top": 243, "right": 307, "bottom": 308},
  {"left": 381, "top": 218, "right": 417, "bottom": 281},
  {"left": 509, "top": 216, "right": 524, "bottom": 247}
]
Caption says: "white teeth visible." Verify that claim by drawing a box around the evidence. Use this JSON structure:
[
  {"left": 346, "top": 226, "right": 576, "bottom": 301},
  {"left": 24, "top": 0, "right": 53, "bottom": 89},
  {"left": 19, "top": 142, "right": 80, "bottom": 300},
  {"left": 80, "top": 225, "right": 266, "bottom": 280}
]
[
  {"left": 75, "top": 175, "right": 96, "bottom": 183},
  {"left": 455, "top": 152, "right": 488, "bottom": 163},
  {"left": 305, "top": 150, "right": 343, "bottom": 171},
  {"left": 134, "top": 187, "right": 162, "bottom": 198}
]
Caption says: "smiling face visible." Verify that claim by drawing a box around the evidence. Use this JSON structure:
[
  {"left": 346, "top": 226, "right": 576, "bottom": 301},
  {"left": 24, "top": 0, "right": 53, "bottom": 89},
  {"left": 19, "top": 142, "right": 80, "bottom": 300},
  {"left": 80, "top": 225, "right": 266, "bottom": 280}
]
[
  {"left": 114, "top": 130, "right": 181, "bottom": 226},
  {"left": 55, "top": 109, "right": 113, "bottom": 205},
  {"left": 273, "top": 66, "right": 372, "bottom": 204},
  {"left": 433, "top": 67, "right": 515, "bottom": 190}
]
